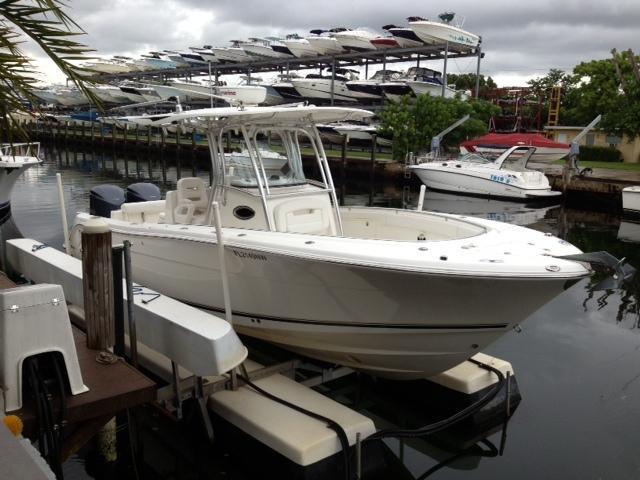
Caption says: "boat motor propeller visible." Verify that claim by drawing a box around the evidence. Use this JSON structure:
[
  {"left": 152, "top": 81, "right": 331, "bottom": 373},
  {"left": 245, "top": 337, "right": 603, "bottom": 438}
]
[{"left": 554, "top": 251, "right": 637, "bottom": 290}]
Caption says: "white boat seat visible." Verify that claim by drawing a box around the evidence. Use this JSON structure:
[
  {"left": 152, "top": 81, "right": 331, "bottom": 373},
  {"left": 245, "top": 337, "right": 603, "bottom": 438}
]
[
  {"left": 175, "top": 177, "right": 209, "bottom": 225},
  {"left": 273, "top": 198, "right": 335, "bottom": 235}
]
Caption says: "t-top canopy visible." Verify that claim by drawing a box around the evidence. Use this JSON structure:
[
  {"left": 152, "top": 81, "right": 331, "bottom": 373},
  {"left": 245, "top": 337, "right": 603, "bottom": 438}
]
[{"left": 145, "top": 105, "right": 374, "bottom": 130}]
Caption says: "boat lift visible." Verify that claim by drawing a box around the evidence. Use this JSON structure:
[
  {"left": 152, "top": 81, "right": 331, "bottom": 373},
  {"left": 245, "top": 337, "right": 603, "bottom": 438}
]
[
  {"left": 430, "top": 114, "right": 471, "bottom": 157},
  {"left": 567, "top": 114, "right": 602, "bottom": 176}
]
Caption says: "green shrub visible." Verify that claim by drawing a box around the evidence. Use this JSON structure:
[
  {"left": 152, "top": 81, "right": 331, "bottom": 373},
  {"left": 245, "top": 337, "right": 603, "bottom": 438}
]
[{"left": 578, "top": 145, "right": 623, "bottom": 162}]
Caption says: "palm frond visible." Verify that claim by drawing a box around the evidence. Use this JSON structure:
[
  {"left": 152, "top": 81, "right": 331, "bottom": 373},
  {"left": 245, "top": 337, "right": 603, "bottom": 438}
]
[{"left": 0, "top": 0, "right": 102, "bottom": 140}]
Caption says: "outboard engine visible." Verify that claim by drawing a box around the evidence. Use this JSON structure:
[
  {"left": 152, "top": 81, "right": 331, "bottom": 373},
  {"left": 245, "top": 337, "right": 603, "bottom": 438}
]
[
  {"left": 126, "top": 183, "right": 161, "bottom": 203},
  {"left": 89, "top": 185, "right": 125, "bottom": 218}
]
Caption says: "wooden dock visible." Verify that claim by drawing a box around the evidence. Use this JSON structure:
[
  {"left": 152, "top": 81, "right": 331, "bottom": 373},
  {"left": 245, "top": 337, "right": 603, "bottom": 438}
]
[{"left": 0, "top": 271, "right": 156, "bottom": 460}]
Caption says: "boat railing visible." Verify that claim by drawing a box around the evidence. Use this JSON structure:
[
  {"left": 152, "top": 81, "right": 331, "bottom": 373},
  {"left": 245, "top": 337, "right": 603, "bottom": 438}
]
[{"left": 0, "top": 142, "right": 40, "bottom": 159}]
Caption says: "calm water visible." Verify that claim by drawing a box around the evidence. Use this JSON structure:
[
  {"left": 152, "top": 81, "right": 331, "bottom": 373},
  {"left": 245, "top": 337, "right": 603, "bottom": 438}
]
[{"left": 9, "top": 143, "right": 640, "bottom": 479}]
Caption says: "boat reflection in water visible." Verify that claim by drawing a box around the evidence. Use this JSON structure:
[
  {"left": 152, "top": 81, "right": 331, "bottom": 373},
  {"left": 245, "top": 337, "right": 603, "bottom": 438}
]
[{"left": 415, "top": 190, "right": 559, "bottom": 226}]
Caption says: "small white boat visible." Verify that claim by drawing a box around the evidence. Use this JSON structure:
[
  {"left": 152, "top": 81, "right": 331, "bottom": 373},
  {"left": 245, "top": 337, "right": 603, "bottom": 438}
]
[
  {"left": 283, "top": 34, "right": 318, "bottom": 58},
  {"left": 381, "top": 24, "right": 425, "bottom": 48},
  {"left": 331, "top": 27, "right": 379, "bottom": 52},
  {"left": 271, "top": 73, "right": 305, "bottom": 101},
  {"left": 169, "top": 80, "right": 268, "bottom": 105},
  {"left": 177, "top": 51, "right": 208, "bottom": 66},
  {"left": 162, "top": 50, "right": 193, "bottom": 67},
  {"left": 48, "top": 88, "right": 89, "bottom": 107},
  {"left": 82, "top": 60, "right": 132, "bottom": 75},
  {"left": 112, "top": 56, "right": 144, "bottom": 72},
  {"left": 0, "top": 143, "right": 42, "bottom": 264},
  {"left": 290, "top": 72, "right": 358, "bottom": 102},
  {"left": 327, "top": 123, "right": 392, "bottom": 146},
  {"left": 380, "top": 67, "right": 460, "bottom": 101},
  {"left": 623, "top": 186, "right": 640, "bottom": 215},
  {"left": 305, "top": 30, "right": 345, "bottom": 55},
  {"left": 118, "top": 83, "right": 161, "bottom": 103},
  {"left": 410, "top": 146, "right": 562, "bottom": 200},
  {"left": 68, "top": 106, "right": 592, "bottom": 379},
  {"left": 239, "top": 38, "right": 292, "bottom": 59},
  {"left": 408, "top": 13, "right": 480, "bottom": 48},
  {"left": 346, "top": 70, "right": 401, "bottom": 100},
  {"left": 0, "top": 144, "right": 42, "bottom": 207},
  {"left": 189, "top": 46, "right": 220, "bottom": 63},
  {"left": 87, "top": 85, "right": 131, "bottom": 104},
  {"left": 211, "top": 42, "right": 253, "bottom": 63}
]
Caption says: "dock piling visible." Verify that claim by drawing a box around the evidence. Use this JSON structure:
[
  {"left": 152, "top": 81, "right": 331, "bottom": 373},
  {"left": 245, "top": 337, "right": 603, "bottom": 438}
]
[{"left": 81, "top": 218, "right": 115, "bottom": 351}]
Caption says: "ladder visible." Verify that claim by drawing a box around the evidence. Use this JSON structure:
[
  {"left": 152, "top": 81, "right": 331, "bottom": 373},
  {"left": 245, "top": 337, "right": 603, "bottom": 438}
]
[{"left": 547, "top": 85, "right": 562, "bottom": 127}]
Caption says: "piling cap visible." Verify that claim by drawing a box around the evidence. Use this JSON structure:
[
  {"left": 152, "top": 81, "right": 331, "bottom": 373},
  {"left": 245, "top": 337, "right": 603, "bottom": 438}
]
[{"left": 82, "top": 217, "right": 111, "bottom": 234}]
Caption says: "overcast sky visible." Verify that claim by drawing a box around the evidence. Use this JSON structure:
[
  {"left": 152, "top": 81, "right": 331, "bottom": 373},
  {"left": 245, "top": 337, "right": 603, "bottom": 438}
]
[{"left": 27, "top": 0, "right": 640, "bottom": 86}]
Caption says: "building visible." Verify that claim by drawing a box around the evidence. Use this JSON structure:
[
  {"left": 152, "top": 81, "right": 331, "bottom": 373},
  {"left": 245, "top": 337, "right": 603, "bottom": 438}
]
[{"left": 545, "top": 126, "right": 640, "bottom": 163}]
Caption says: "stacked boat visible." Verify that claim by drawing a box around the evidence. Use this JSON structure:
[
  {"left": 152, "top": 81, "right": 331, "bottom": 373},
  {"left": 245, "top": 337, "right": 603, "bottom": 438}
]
[{"left": 74, "top": 11, "right": 479, "bottom": 77}]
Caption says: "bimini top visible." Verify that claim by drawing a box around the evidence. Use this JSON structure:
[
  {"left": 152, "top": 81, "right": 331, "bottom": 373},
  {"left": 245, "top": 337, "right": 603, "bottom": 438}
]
[{"left": 145, "top": 105, "right": 374, "bottom": 130}]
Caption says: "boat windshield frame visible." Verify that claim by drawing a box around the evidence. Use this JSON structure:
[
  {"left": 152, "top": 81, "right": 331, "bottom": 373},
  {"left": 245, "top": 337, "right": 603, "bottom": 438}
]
[
  {"left": 495, "top": 146, "right": 537, "bottom": 171},
  {"left": 0, "top": 142, "right": 40, "bottom": 159},
  {"left": 206, "top": 123, "right": 343, "bottom": 233}
]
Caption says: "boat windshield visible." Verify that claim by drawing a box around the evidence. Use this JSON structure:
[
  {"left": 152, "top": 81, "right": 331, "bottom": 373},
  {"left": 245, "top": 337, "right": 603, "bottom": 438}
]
[
  {"left": 459, "top": 153, "right": 493, "bottom": 164},
  {"left": 221, "top": 131, "right": 308, "bottom": 189}
]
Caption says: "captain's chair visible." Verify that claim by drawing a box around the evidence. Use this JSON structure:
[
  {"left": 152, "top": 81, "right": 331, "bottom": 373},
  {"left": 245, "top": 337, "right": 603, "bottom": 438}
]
[{"left": 174, "top": 177, "right": 209, "bottom": 224}]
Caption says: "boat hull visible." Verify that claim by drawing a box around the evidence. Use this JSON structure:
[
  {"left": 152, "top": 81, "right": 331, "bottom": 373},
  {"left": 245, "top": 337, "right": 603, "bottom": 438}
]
[
  {"left": 334, "top": 33, "right": 377, "bottom": 52},
  {"left": 405, "top": 80, "right": 459, "bottom": 98},
  {"left": 70, "top": 213, "right": 580, "bottom": 378},
  {"left": 170, "top": 82, "right": 268, "bottom": 105},
  {"left": 305, "top": 36, "right": 344, "bottom": 55},
  {"left": 211, "top": 48, "right": 251, "bottom": 63},
  {"left": 409, "top": 21, "right": 480, "bottom": 48},
  {"left": 291, "top": 79, "right": 358, "bottom": 102},
  {"left": 283, "top": 40, "right": 318, "bottom": 58},
  {"left": 242, "top": 44, "right": 289, "bottom": 59}
]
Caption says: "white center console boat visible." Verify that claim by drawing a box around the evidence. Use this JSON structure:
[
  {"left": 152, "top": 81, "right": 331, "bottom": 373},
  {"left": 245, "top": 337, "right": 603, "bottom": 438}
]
[{"left": 69, "top": 106, "right": 590, "bottom": 379}]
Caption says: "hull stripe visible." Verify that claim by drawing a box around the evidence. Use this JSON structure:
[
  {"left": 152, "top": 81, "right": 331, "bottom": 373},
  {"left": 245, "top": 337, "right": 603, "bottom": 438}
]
[{"left": 193, "top": 302, "right": 508, "bottom": 330}]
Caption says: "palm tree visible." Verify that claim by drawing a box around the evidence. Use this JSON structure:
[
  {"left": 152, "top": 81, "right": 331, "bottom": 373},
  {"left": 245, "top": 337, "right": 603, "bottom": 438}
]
[{"left": 0, "top": 0, "right": 98, "bottom": 138}]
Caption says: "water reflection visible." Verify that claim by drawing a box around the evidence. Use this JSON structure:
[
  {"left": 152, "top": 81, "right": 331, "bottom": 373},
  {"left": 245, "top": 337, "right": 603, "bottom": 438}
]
[{"left": 8, "top": 143, "right": 640, "bottom": 479}]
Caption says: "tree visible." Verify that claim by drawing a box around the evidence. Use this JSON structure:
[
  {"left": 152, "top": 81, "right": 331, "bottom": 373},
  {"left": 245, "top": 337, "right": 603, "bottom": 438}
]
[
  {"left": 525, "top": 68, "right": 574, "bottom": 126},
  {"left": 0, "top": 0, "right": 96, "bottom": 138},
  {"left": 378, "top": 94, "right": 500, "bottom": 160},
  {"left": 563, "top": 53, "right": 640, "bottom": 138},
  {"left": 448, "top": 73, "right": 497, "bottom": 92},
  {"left": 527, "top": 68, "right": 573, "bottom": 99}
]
